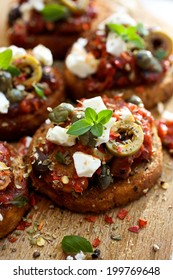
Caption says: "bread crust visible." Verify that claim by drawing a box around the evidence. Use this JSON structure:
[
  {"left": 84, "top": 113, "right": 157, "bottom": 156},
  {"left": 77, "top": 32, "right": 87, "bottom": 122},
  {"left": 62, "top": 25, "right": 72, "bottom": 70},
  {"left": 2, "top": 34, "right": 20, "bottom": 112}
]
[
  {"left": 0, "top": 68, "right": 65, "bottom": 141},
  {"left": 64, "top": 65, "right": 173, "bottom": 109},
  {"left": 27, "top": 123, "right": 162, "bottom": 213},
  {"left": 0, "top": 143, "right": 29, "bottom": 238}
]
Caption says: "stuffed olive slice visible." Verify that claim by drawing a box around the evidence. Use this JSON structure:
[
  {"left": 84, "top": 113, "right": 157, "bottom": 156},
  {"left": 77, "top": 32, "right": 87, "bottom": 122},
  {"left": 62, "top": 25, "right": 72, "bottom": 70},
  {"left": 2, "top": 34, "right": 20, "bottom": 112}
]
[{"left": 106, "top": 120, "right": 144, "bottom": 157}]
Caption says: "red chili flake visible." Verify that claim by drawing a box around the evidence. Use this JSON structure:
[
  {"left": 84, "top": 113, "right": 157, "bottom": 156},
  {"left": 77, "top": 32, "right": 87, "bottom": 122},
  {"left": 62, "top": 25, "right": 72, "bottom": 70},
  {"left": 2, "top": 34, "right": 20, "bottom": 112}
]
[
  {"left": 8, "top": 235, "right": 18, "bottom": 243},
  {"left": 85, "top": 216, "right": 97, "bottom": 223},
  {"left": 16, "top": 220, "right": 32, "bottom": 231},
  {"left": 138, "top": 218, "right": 148, "bottom": 228},
  {"left": 105, "top": 214, "right": 114, "bottom": 224},
  {"left": 92, "top": 238, "right": 101, "bottom": 248},
  {"left": 117, "top": 208, "right": 128, "bottom": 220},
  {"left": 128, "top": 225, "right": 140, "bottom": 233}
]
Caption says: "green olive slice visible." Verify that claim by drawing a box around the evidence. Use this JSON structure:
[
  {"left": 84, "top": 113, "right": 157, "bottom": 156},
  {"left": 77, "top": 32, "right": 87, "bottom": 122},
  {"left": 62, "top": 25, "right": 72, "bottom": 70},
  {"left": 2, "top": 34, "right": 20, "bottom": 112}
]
[
  {"left": 106, "top": 120, "right": 144, "bottom": 157},
  {"left": 145, "top": 29, "right": 173, "bottom": 58},
  {"left": 12, "top": 54, "right": 42, "bottom": 87}
]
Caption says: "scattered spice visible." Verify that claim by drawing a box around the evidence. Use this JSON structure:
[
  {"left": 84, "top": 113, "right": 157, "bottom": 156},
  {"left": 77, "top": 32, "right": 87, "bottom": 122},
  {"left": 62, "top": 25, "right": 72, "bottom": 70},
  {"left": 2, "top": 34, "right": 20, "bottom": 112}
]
[
  {"left": 85, "top": 216, "right": 97, "bottom": 222},
  {"left": 160, "top": 181, "right": 169, "bottom": 190},
  {"left": 110, "top": 234, "right": 122, "bottom": 241},
  {"left": 33, "top": 251, "right": 41, "bottom": 259},
  {"left": 92, "top": 238, "right": 101, "bottom": 248},
  {"left": 16, "top": 220, "right": 32, "bottom": 231},
  {"left": 117, "top": 208, "right": 128, "bottom": 220},
  {"left": 138, "top": 218, "right": 148, "bottom": 228},
  {"left": 91, "top": 249, "right": 101, "bottom": 259},
  {"left": 38, "top": 220, "right": 44, "bottom": 231},
  {"left": 8, "top": 235, "right": 18, "bottom": 243},
  {"left": 128, "top": 225, "right": 140, "bottom": 233},
  {"left": 105, "top": 214, "right": 114, "bottom": 224},
  {"left": 153, "top": 244, "right": 160, "bottom": 252},
  {"left": 36, "top": 236, "right": 46, "bottom": 247}
]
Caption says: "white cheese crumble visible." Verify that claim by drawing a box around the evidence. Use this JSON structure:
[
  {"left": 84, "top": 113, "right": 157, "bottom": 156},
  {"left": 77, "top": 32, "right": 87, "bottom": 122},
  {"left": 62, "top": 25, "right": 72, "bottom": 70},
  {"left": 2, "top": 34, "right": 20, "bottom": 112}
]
[
  {"left": 46, "top": 126, "right": 77, "bottom": 146},
  {"left": 0, "top": 213, "right": 3, "bottom": 222},
  {"left": 20, "top": 0, "right": 44, "bottom": 20},
  {"left": 32, "top": 44, "right": 53, "bottom": 66},
  {"left": 73, "top": 152, "right": 101, "bottom": 177},
  {"left": 98, "top": 12, "right": 136, "bottom": 31},
  {"left": 119, "top": 107, "right": 135, "bottom": 122},
  {"left": 65, "top": 38, "right": 99, "bottom": 78},
  {"left": 162, "top": 110, "right": 173, "bottom": 120},
  {"left": 0, "top": 45, "right": 26, "bottom": 58},
  {"left": 75, "top": 251, "right": 86, "bottom": 260},
  {"left": 0, "top": 92, "right": 10, "bottom": 114},
  {"left": 82, "top": 96, "right": 107, "bottom": 113},
  {"left": 106, "top": 32, "right": 127, "bottom": 56}
]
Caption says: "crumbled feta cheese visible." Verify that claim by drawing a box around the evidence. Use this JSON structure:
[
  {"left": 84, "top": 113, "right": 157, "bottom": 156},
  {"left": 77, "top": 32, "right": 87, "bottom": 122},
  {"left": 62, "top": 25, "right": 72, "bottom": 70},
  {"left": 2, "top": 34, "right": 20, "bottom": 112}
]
[
  {"left": 20, "top": 0, "right": 44, "bottom": 21},
  {"left": 0, "top": 45, "right": 26, "bottom": 58},
  {"left": 82, "top": 96, "right": 107, "bottom": 113},
  {"left": 0, "top": 92, "right": 10, "bottom": 114},
  {"left": 162, "top": 110, "right": 173, "bottom": 120},
  {"left": 0, "top": 213, "right": 3, "bottom": 222},
  {"left": 73, "top": 152, "right": 101, "bottom": 177},
  {"left": 75, "top": 251, "right": 86, "bottom": 260},
  {"left": 98, "top": 12, "right": 136, "bottom": 30},
  {"left": 119, "top": 107, "right": 135, "bottom": 122},
  {"left": 46, "top": 126, "right": 77, "bottom": 146},
  {"left": 96, "top": 117, "right": 116, "bottom": 146},
  {"left": 32, "top": 44, "right": 53, "bottom": 66},
  {"left": 66, "top": 255, "right": 74, "bottom": 260},
  {"left": 106, "top": 32, "right": 127, "bottom": 56},
  {"left": 65, "top": 38, "right": 99, "bottom": 78}
]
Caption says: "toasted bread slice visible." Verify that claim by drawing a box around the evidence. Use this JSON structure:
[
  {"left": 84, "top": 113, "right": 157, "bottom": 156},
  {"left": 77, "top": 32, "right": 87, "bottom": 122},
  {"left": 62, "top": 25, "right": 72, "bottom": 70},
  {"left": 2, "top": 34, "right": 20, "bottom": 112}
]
[
  {"left": 64, "top": 65, "right": 173, "bottom": 109},
  {"left": 27, "top": 122, "right": 162, "bottom": 213},
  {"left": 0, "top": 142, "right": 29, "bottom": 238}
]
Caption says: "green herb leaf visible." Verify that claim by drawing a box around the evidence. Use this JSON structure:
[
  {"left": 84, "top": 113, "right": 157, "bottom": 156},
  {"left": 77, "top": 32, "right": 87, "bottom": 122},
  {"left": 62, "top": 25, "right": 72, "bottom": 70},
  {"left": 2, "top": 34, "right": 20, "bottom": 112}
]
[
  {"left": 41, "top": 4, "right": 68, "bottom": 22},
  {"left": 5, "top": 195, "right": 28, "bottom": 208},
  {"left": 67, "top": 119, "right": 91, "bottom": 136},
  {"left": 90, "top": 123, "right": 103, "bottom": 137},
  {"left": 85, "top": 107, "right": 97, "bottom": 123},
  {"left": 97, "top": 109, "right": 112, "bottom": 124},
  {"left": 7, "top": 65, "right": 20, "bottom": 77},
  {"left": 0, "top": 49, "right": 13, "bottom": 70},
  {"left": 61, "top": 235, "right": 93, "bottom": 253},
  {"left": 33, "top": 84, "right": 45, "bottom": 99},
  {"left": 107, "top": 23, "right": 144, "bottom": 49}
]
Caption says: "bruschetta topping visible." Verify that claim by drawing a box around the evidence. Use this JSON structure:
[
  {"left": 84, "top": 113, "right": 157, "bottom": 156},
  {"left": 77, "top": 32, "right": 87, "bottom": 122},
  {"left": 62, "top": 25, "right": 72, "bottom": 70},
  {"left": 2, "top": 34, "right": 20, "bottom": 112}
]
[{"left": 65, "top": 13, "right": 172, "bottom": 92}]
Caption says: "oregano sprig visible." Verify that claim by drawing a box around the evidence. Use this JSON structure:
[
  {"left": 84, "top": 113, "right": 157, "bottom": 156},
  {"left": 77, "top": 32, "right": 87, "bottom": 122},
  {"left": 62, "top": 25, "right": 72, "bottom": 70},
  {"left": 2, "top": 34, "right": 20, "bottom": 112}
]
[{"left": 67, "top": 107, "right": 112, "bottom": 138}]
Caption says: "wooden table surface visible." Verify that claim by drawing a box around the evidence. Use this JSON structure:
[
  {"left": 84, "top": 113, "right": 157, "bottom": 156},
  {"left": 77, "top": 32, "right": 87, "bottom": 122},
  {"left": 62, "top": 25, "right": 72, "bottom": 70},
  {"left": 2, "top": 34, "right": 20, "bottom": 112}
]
[{"left": 1, "top": 0, "right": 173, "bottom": 260}]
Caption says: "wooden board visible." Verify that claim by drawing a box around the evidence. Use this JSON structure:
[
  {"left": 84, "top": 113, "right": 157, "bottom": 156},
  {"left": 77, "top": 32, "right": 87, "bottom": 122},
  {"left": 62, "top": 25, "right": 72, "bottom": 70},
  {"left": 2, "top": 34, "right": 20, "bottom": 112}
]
[{"left": 1, "top": 0, "right": 173, "bottom": 260}]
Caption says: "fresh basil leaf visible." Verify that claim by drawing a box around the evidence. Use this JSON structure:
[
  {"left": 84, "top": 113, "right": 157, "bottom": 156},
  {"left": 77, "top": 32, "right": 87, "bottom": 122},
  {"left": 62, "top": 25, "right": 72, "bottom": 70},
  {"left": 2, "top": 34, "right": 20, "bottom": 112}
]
[
  {"left": 5, "top": 195, "right": 28, "bottom": 208},
  {"left": 91, "top": 123, "right": 103, "bottom": 137},
  {"left": 127, "top": 32, "right": 144, "bottom": 49},
  {"left": 7, "top": 65, "right": 20, "bottom": 77},
  {"left": 67, "top": 119, "right": 91, "bottom": 136},
  {"left": 33, "top": 84, "right": 45, "bottom": 99},
  {"left": 97, "top": 109, "right": 112, "bottom": 125},
  {"left": 61, "top": 235, "right": 93, "bottom": 253},
  {"left": 107, "top": 23, "right": 126, "bottom": 36},
  {"left": 0, "top": 49, "right": 13, "bottom": 70},
  {"left": 85, "top": 107, "right": 97, "bottom": 123},
  {"left": 41, "top": 4, "right": 68, "bottom": 22},
  {"left": 154, "top": 48, "right": 167, "bottom": 60}
]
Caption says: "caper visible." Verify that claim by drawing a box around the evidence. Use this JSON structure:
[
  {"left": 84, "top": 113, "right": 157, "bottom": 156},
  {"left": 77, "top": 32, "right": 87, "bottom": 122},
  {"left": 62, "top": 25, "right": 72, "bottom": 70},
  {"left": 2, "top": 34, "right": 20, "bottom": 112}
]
[
  {"left": 6, "top": 88, "right": 25, "bottom": 103},
  {"left": 0, "top": 71, "right": 12, "bottom": 93},
  {"left": 49, "top": 103, "right": 74, "bottom": 124},
  {"left": 135, "top": 50, "right": 162, "bottom": 73},
  {"left": 145, "top": 29, "right": 173, "bottom": 58},
  {"left": 94, "top": 164, "right": 113, "bottom": 190},
  {"left": 106, "top": 120, "right": 144, "bottom": 157},
  {"left": 71, "top": 111, "right": 85, "bottom": 123},
  {"left": 126, "top": 95, "right": 144, "bottom": 107},
  {"left": 79, "top": 131, "right": 97, "bottom": 147}
]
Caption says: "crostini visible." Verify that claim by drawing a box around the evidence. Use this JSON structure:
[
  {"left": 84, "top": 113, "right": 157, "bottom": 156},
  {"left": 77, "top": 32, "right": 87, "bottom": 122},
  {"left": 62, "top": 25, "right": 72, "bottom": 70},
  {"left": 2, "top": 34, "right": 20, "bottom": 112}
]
[
  {"left": 27, "top": 95, "right": 162, "bottom": 213},
  {"left": 64, "top": 12, "right": 173, "bottom": 109},
  {"left": 0, "top": 141, "right": 29, "bottom": 238},
  {"left": 8, "top": 0, "right": 97, "bottom": 59},
  {"left": 0, "top": 44, "right": 65, "bottom": 141}
]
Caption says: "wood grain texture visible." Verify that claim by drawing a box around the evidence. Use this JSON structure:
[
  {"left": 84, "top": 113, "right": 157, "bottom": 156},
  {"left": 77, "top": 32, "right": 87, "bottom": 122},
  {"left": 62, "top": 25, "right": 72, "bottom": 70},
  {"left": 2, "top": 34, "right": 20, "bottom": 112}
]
[{"left": 0, "top": 0, "right": 173, "bottom": 260}]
